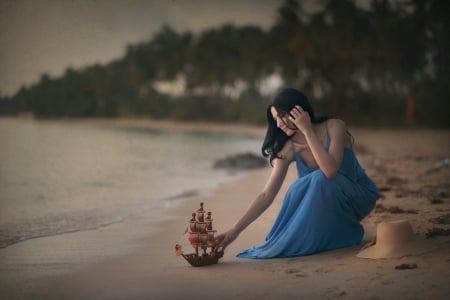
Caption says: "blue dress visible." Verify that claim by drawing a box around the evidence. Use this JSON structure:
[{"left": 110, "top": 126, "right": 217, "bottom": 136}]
[{"left": 237, "top": 130, "right": 379, "bottom": 259}]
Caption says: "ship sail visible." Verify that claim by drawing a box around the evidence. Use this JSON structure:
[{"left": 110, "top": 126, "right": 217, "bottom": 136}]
[{"left": 175, "top": 202, "right": 223, "bottom": 267}]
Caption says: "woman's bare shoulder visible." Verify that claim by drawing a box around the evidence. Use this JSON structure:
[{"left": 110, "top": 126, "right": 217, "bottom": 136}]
[
  {"left": 327, "top": 118, "right": 351, "bottom": 145},
  {"left": 277, "top": 139, "right": 295, "bottom": 162},
  {"left": 327, "top": 118, "right": 347, "bottom": 130}
]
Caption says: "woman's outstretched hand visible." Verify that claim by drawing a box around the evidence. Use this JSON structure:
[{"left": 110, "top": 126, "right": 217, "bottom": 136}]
[
  {"left": 289, "top": 105, "right": 312, "bottom": 134},
  {"left": 214, "top": 228, "right": 239, "bottom": 253}
]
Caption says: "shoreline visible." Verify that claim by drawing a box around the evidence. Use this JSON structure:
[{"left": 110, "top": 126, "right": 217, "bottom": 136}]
[
  {"left": 0, "top": 116, "right": 264, "bottom": 250},
  {"left": 4, "top": 116, "right": 268, "bottom": 137},
  {"left": 0, "top": 169, "right": 252, "bottom": 250},
  {"left": 1, "top": 120, "right": 449, "bottom": 299}
]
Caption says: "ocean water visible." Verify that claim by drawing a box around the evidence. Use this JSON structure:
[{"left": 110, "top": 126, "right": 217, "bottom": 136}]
[{"left": 0, "top": 118, "right": 263, "bottom": 248}]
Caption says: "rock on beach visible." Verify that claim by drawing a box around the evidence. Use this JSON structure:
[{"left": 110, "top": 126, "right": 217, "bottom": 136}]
[{"left": 213, "top": 152, "right": 267, "bottom": 170}]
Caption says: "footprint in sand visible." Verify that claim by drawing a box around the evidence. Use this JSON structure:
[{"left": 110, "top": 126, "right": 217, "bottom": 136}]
[
  {"left": 315, "top": 266, "right": 333, "bottom": 273},
  {"left": 325, "top": 286, "right": 348, "bottom": 298},
  {"left": 284, "top": 268, "right": 300, "bottom": 274},
  {"left": 381, "top": 280, "right": 394, "bottom": 286},
  {"left": 284, "top": 268, "right": 308, "bottom": 278},
  {"left": 369, "top": 272, "right": 384, "bottom": 282}
]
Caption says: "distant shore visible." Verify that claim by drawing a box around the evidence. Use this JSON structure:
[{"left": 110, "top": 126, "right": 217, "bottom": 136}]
[{"left": 39, "top": 117, "right": 267, "bottom": 136}]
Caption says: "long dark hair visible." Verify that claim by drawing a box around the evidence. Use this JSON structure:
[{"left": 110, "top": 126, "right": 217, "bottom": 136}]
[{"left": 262, "top": 88, "right": 329, "bottom": 165}]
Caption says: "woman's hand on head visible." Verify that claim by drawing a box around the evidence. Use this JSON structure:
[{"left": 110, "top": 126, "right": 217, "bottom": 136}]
[
  {"left": 214, "top": 228, "right": 239, "bottom": 253},
  {"left": 289, "top": 105, "right": 312, "bottom": 134}
]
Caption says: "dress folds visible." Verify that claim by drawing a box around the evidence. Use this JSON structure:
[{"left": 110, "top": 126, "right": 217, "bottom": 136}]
[{"left": 236, "top": 130, "right": 379, "bottom": 259}]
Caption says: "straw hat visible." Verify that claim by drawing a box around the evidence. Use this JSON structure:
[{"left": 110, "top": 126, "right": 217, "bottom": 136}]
[{"left": 357, "top": 220, "right": 432, "bottom": 259}]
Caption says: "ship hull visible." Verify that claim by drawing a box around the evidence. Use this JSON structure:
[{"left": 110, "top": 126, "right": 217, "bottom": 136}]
[{"left": 181, "top": 252, "right": 223, "bottom": 267}]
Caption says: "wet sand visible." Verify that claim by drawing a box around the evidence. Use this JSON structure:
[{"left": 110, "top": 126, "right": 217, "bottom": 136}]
[{"left": 0, "top": 120, "right": 449, "bottom": 299}]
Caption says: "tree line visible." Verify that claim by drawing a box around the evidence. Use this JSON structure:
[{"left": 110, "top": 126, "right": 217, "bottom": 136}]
[{"left": 0, "top": 0, "right": 448, "bottom": 127}]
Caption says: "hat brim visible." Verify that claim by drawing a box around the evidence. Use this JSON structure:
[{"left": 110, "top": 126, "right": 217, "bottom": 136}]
[{"left": 357, "top": 237, "right": 434, "bottom": 259}]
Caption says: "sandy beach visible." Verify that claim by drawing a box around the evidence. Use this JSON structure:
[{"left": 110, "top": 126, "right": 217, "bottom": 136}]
[{"left": 0, "top": 119, "right": 449, "bottom": 300}]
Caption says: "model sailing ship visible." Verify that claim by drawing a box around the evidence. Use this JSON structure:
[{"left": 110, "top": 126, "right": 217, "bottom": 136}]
[{"left": 175, "top": 202, "right": 223, "bottom": 267}]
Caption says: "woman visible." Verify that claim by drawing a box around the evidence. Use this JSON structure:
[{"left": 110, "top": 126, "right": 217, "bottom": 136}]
[{"left": 215, "top": 88, "right": 379, "bottom": 258}]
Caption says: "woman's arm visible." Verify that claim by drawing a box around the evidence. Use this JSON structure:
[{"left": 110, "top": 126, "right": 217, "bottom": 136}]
[
  {"left": 290, "top": 106, "right": 347, "bottom": 179},
  {"left": 215, "top": 147, "right": 292, "bottom": 251},
  {"left": 232, "top": 155, "right": 291, "bottom": 233}
]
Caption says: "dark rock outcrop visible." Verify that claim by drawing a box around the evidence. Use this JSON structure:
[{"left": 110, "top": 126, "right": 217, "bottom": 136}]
[{"left": 213, "top": 152, "right": 267, "bottom": 170}]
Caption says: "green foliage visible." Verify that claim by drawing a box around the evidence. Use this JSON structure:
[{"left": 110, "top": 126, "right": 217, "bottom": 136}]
[{"left": 1, "top": 0, "right": 448, "bottom": 127}]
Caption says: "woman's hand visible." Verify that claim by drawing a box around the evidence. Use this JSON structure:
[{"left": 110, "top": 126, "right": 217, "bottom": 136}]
[
  {"left": 214, "top": 228, "right": 240, "bottom": 253},
  {"left": 289, "top": 105, "right": 312, "bottom": 134}
]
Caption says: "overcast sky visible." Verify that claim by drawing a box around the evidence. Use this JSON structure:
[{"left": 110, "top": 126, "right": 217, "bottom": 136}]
[{"left": 0, "top": 0, "right": 284, "bottom": 96}]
